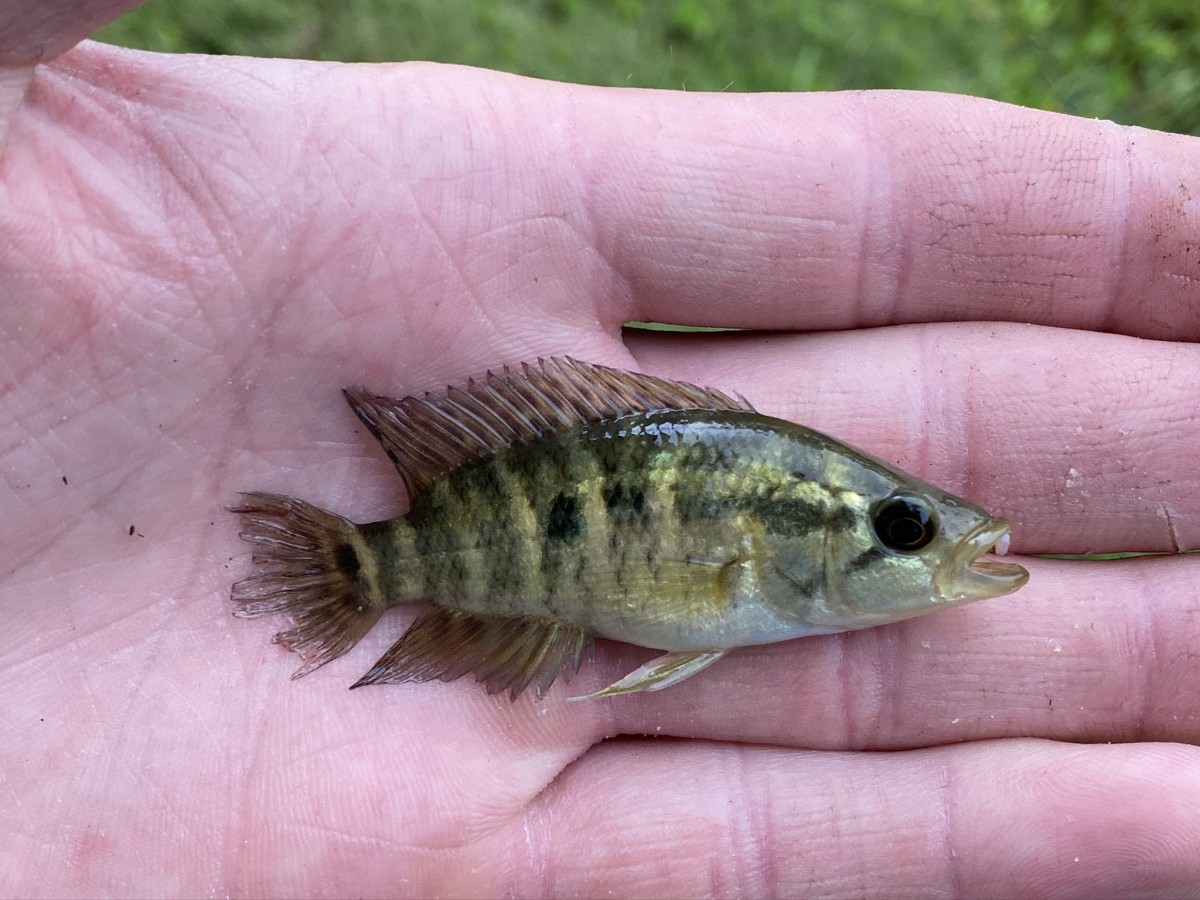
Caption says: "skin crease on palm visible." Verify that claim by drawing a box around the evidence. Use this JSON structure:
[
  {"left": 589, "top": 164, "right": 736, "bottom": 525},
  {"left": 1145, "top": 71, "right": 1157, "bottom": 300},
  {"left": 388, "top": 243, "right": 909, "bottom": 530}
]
[{"left": 2, "top": 2, "right": 1200, "bottom": 897}]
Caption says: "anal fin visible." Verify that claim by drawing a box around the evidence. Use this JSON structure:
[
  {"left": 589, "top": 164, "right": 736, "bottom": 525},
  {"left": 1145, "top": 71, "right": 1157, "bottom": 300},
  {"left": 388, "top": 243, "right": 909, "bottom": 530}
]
[
  {"left": 570, "top": 649, "right": 729, "bottom": 701},
  {"left": 351, "top": 607, "right": 592, "bottom": 701}
]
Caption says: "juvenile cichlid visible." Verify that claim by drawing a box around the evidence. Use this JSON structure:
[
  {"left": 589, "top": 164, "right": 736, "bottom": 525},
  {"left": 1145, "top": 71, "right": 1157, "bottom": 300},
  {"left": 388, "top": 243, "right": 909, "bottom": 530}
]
[{"left": 231, "top": 358, "right": 1027, "bottom": 700}]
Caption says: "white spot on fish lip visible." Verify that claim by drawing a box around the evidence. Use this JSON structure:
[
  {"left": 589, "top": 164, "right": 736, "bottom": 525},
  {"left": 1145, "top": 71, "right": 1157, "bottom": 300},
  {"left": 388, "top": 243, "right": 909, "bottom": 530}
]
[{"left": 963, "top": 519, "right": 1013, "bottom": 565}]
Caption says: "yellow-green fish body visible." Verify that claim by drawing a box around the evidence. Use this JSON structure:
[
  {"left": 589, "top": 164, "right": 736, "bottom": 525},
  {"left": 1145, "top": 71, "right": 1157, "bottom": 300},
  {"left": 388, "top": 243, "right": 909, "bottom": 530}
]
[{"left": 233, "top": 359, "right": 1027, "bottom": 700}]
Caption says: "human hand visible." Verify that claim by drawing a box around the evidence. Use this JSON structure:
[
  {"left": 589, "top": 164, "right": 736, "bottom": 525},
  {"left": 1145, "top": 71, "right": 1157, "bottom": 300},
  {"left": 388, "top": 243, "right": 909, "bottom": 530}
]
[{"left": 2, "top": 8, "right": 1198, "bottom": 897}]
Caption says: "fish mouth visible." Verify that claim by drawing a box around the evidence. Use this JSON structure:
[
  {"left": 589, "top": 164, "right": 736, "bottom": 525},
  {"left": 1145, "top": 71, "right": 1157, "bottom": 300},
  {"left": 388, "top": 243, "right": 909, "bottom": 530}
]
[{"left": 939, "top": 518, "right": 1029, "bottom": 602}]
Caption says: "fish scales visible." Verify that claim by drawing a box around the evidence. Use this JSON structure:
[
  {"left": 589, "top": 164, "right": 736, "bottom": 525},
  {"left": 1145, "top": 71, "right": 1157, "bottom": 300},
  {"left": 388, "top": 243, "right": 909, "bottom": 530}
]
[
  {"left": 231, "top": 357, "right": 1028, "bottom": 700},
  {"left": 395, "top": 414, "right": 732, "bottom": 625}
]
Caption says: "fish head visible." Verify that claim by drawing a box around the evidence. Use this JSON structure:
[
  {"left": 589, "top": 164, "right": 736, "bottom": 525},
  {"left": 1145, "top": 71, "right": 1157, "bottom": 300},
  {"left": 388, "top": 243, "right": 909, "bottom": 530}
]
[{"left": 767, "top": 446, "right": 1028, "bottom": 631}]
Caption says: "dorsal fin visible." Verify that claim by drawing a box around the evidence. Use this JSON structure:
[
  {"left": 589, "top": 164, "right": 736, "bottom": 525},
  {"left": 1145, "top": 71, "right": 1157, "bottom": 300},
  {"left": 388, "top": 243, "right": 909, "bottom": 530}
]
[{"left": 343, "top": 357, "right": 755, "bottom": 499}]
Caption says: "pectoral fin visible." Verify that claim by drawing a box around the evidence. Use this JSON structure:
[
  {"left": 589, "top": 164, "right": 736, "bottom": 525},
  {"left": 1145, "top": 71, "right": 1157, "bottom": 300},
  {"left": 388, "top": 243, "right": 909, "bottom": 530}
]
[{"left": 570, "top": 649, "right": 729, "bottom": 701}]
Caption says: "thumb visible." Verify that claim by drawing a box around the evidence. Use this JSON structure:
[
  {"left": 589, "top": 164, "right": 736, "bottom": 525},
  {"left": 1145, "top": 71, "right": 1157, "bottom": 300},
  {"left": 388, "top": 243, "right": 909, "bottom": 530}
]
[{"left": 0, "top": 0, "right": 146, "bottom": 66}]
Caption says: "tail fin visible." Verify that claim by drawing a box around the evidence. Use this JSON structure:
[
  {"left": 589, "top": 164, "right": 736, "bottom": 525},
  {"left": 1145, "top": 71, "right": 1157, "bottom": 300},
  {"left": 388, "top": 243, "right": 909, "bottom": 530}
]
[{"left": 230, "top": 492, "right": 386, "bottom": 678}]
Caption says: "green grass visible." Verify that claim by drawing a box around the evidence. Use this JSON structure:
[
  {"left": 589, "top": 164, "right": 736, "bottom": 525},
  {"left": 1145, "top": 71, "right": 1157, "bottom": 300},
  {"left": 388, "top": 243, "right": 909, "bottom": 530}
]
[{"left": 94, "top": 0, "right": 1200, "bottom": 135}]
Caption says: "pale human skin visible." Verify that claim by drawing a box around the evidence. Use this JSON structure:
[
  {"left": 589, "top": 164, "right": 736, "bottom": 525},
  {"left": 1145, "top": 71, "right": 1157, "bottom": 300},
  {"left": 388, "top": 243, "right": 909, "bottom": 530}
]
[{"left": 2, "top": 2, "right": 1200, "bottom": 897}]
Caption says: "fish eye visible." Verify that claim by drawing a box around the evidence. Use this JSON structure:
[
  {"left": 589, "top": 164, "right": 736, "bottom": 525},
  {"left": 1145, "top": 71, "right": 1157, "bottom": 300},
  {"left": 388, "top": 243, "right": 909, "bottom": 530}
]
[{"left": 872, "top": 494, "right": 937, "bottom": 552}]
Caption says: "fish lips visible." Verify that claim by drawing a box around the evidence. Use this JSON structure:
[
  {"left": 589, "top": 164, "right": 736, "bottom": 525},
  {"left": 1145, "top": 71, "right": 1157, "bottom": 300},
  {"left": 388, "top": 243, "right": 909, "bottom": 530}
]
[{"left": 936, "top": 518, "right": 1029, "bottom": 603}]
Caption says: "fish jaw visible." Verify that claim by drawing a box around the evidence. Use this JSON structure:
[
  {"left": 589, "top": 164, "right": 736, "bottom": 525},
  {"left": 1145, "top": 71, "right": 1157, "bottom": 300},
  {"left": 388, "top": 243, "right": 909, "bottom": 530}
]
[{"left": 933, "top": 517, "right": 1028, "bottom": 603}]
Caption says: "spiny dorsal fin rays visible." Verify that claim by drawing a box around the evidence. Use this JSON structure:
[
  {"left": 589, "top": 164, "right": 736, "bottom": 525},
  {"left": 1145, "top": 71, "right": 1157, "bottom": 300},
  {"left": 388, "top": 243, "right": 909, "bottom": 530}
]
[
  {"left": 343, "top": 357, "right": 756, "bottom": 500},
  {"left": 350, "top": 607, "right": 593, "bottom": 701}
]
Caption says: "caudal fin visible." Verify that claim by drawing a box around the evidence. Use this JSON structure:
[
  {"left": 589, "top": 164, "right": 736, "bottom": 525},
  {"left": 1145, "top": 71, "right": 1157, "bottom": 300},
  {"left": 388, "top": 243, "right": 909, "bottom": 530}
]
[{"left": 230, "top": 492, "right": 385, "bottom": 678}]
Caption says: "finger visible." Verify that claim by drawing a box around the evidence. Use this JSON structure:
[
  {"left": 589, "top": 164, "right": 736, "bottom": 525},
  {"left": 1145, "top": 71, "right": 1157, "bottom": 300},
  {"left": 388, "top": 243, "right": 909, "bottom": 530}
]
[
  {"left": 624, "top": 324, "right": 1200, "bottom": 555},
  {"left": 571, "top": 86, "right": 1200, "bottom": 339},
  {"left": 524, "top": 738, "right": 1200, "bottom": 897},
  {"left": 577, "top": 556, "right": 1200, "bottom": 750},
  {"left": 291, "top": 67, "right": 1199, "bottom": 340},
  {"left": 17, "top": 54, "right": 1200, "bottom": 373}
]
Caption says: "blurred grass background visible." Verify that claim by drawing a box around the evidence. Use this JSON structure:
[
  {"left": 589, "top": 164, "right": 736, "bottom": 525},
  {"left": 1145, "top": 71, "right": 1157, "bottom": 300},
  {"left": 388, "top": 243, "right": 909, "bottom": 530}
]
[{"left": 95, "top": 0, "right": 1200, "bottom": 135}]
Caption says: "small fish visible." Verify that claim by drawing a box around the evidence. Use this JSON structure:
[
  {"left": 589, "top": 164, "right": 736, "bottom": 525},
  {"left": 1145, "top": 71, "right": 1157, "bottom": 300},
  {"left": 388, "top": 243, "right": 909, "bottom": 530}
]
[{"left": 231, "top": 358, "right": 1027, "bottom": 701}]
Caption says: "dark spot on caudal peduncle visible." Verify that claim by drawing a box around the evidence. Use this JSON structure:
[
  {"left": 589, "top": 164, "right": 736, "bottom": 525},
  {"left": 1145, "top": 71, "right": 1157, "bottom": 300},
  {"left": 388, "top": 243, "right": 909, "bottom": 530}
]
[
  {"left": 546, "top": 492, "right": 585, "bottom": 544},
  {"left": 335, "top": 542, "right": 361, "bottom": 580}
]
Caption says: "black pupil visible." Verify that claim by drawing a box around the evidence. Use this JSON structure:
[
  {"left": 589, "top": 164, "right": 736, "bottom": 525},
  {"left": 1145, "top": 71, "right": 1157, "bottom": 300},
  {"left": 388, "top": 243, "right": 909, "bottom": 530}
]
[{"left": 874, "top": 497, "right": 935, "bottom": 551}]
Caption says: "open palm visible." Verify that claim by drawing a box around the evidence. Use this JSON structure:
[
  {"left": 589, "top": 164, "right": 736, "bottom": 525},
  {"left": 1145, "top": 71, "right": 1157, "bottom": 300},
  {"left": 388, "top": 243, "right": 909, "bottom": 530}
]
[{"left": 3, "top": 30, "right": 1200, "bottom": 898}]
